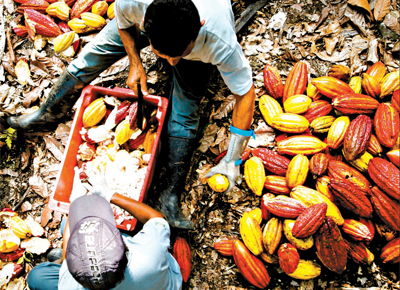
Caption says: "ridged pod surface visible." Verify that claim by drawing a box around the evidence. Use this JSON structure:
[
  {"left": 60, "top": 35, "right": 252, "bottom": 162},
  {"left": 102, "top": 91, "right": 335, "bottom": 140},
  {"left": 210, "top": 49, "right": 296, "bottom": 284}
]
[
  {"left": 343, "top": 115, "right": 372, "bottom": 162},
  {"left": 271, "top": 113, "right": 310, "bottom": 133},
  {"left": 70, "top": 0, "right": 98, "bottom": 18},
  {"left": 239, "top": 212, "right": 263, "bottom": 256},
  {"left": 342, "top": 219, "right": 373, "bottom": 242},
  {"left": 380, "top": 238, "right": 400, "bottom": 264},
  {"left": 303, "top": 100, "right": 333, "bottom": 123},
  {"left": 310, "top": 115, "right": 336, "bottom": 134},
  {"left": 278, "top": 243, "right": 300, "bottom": 274},
  {"left": 362, "top": 73, "right": 381, "bottom": 98},
  {"left": 315, "top": 176, "right": 334, "bottom": 201},
  {"left": 264, "top": 195, "right": 307, "bottom": 218},
  {"left": 287, "top": 259, "right": 321, "bottom": 280},
  {"left": 292, "top": 203, "right": 327, "bottom": 239},
  {"left": 327, "top": 64, "right": 350, "bottom": 81},
  {"left": 283, "top": 219, "right": 314, "bottom": 250},
  {"left": 391, "top": 89, "right": 399, "bottom": 111},
  {"left": 345, "top": 240, "right": 374, "bottom": 265},
  {"left": 367, "top": 134, "right": 383, "bottom": 156},
  {"left": 283, "top": 94, "right": 311, "bottom": 114},
  {"left": 214, "top": 238, "right": 236, "bottom": 256},
  {"left": 386, "top": 149, "right": 400, "bottom": 167},
  {"left": 263, "top": 64, "right": 284, "bottom": 99},
  {"left": 16, "top": 0, "right": 49, "bottom": 14},
  {"left": 366, "top": 61, "right": 386, "bottom": 83},
  {"left": 309, "top": 153, "right": 329, "bottom": 178},
  {"left": 368, "top": 158, "right": 400, "bottom": 200},
  {"left": 315, "top": 218, "right": 347, "bottom": 274},
  {"left": 374, "top": 103, "right": 400, "bottom": 148},
  {"left": 290, "top": 185, "right": 344, "bottom": 225},
  {"left": 259, "top": 95, "right": 283, "bottom": 127},
  {"left": 233, "top": 240, "right": 270, "bottom": 289},
  {"left": 172, "top": 237, "right": 192, "bottom": 282},
  {"left": 348, "top": 76, "right": 362, "bottom": 94},
  {"left": 262, "top": 217, "right": 282, "bottom": 255},
  {"left": 332, "top": 93, "right": 380, "bottom": 115},
  {"left": 349, "top": 151, "right": 374, "bottom": 173},
  {"left": 327, "top": 160, "right": 370, "bottom": 193},
  {"left": 311, "top": 76, "right": 354, "bottom": 99},
  {"left": 283, "top": 61, "right": 308, "bottom": 103},
  {"left": 369, "top": 186, "right": 400, "bottom": 231},
  {"left": 24, "top": 8, "right": 62, "bottom": 37},
  {"left": 264, "top": 175, "right": 290, "bottom": 195},
  {"left": 82, "top": 98, "right": 106, "bottom": 127},
  {"left": 244, "top": 157, "right": 266, "bottom": 196},
  {"left": 306, "top": 82, "right": 323, "bottom": 100},
  {"left": 286, "top": 154, "right": 309, "bottom": 188},
  {"left": 327, "top": 116, "right": 350, "bottom": 149},
  {"left": 53, "top": 31, "right": 76, "bottom": 54},
  {"left": 277, "top": 135, "right": 327, "bottom": 156},
  {"left": 251, "top": 148, "right": 290, "bottom": 176},
  {"left": 380, "top": 70, "right": 400, "bottom": 98}
]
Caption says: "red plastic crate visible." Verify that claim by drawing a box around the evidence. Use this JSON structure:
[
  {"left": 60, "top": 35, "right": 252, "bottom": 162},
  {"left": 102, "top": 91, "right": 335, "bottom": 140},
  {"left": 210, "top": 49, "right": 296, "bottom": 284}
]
[{"left": 48, "top": 85, "right": 168, "bottom": 231}]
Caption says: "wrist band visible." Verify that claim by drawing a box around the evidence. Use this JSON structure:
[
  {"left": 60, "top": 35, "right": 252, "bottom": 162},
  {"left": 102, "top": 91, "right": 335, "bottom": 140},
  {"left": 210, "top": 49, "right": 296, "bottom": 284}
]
[{"left": 230, "top": 125, "right": 256, "bottom": 139}]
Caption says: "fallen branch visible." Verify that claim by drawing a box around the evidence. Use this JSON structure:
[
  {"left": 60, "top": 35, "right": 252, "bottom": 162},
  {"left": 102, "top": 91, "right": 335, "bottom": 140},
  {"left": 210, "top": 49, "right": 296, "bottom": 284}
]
[{"left": 235, "top": 0, "right": 269, "bottom": 34}]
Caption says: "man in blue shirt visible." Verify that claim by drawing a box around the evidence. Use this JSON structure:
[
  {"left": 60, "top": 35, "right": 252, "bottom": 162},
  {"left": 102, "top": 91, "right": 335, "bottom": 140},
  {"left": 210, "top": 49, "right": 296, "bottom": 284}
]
[{"left": 7, "top": 0, "right": 256, "bottom": 230}]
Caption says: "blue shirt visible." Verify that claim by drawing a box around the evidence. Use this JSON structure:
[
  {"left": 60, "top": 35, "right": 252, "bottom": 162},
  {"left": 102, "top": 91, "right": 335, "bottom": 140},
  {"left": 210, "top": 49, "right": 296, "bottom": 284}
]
[
  {"left": 58, "top": 218, "right": 182, "bottom": 290},
  {"left": 115, "top": 0, "right": 253, "bottom": 96}
]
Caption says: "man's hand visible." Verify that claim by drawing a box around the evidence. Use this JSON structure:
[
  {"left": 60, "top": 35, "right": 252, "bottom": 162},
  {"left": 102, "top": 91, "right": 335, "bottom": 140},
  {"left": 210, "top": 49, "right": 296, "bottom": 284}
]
[
  {"left": 86, "top": 167, "right": 115, "bottom": 202},
  {"left": 205, "top": 157, "right": 239, "bottom": 193},
  {"left": 126, "top": 64, "right": 149, "bottom": 96}
]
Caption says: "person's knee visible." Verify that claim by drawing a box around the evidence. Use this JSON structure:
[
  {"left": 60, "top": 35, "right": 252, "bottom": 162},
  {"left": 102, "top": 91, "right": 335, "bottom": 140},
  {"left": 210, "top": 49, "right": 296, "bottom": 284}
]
[{"left": 26, "top": 262, "right": 60, "bottom": 290}]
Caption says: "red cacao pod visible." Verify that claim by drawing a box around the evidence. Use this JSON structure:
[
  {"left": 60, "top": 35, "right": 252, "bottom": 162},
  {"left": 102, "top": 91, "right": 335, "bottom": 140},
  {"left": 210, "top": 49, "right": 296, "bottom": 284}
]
[
  {"left": 263, "top": 64, "right": 284, "bottom": 99},
  {"left": 374, "top": 103, "right": 400, "bottom": 148},
  {"left": 292, "top": 203, "right": 327, "bottom": 239},
  {"left": 343, "top": 115, "right": 372, "bottom": 162},
  {"left": 368, "top": 157, "right": 400, "bottom": 200},
  {"left": 309, "top": 153, "right": 329, "bottom": 179},
  {"left": 277, "top": 243, "right": 300, "bottom": 274},
  {"left": 172, "top": 236, "right": 192, "bottom": 283},
  {"left": 283, "top": 61, "right": 308, "bottom": 103},
  {"left": 332, "top": 93, "right": 380, "bottom": 115},
  {"left": 214, "top": 238, "right": 236, "bottom": 256},
  {"left": 369, "top": 186, "right": 400, "bottom": 231},
  {"left": 251, "top": 148, "right": 290, "bottom": 176},
  {"left": 327, "top": 160, "right": 370, "bottom": 193},
  {"left": 303, "top": 100, "right": 333, "bottom": 123},
  {"left": 380, "top": 237, "right": 400, "bottom": 264}
]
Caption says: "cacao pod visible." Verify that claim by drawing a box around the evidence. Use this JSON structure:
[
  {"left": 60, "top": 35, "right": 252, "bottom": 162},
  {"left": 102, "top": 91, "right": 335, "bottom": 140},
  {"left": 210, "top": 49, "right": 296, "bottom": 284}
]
[
  {"left": 327, "top": 160, "right": 370, "bottom": 192},
  {"left": 277, "top": 135, "right": 327, "bottom": 156},
  {"left": 310, "top": 115, "right": 336, "bottom": 134},
  {"left": 271, "top": 113, "right": 310, "bottom": 133},
  {"left": 374, "top": 103, "right": 400, "bottom": 148},
  {"left": 286, "top": 154, "right": 309, "bottom": 188},
  {"left": 239, "top": 212, "right": 263, "bottom": 256},
  {"left": 81, "top": 12, "right": 106, "bottom": 29},
  {"left": 251, "top": 148, "right": 290, "bottom": 176},
  {"left": 259, "top": 251, "right": 279, "bottom": 264},
  {"left": 10, "top": 216, "right": 32, "bottom": 239},
  {"left": 244, "top": 157, "right": 266, "bottom": 196},
  {"left": 327, "top": 64, "right": 350, "bottom": 81},
  {"left": 309, "top": 153, "right": 329, "bottom": 179},
  {"left": 303, "top": 100, "right": 333, "bottom": 123},
  {"left": 342, "top": 219, "right": 373, "bottom": 242},
  {"left": 278, "top": 243, "right": 300, "bottom": 274},
  {"left": 263, "top": 64, "right": 284, "bottom": 99},
  {"left": 262, "top": 217, "right": 282, "bottom": 255},
  {"left": 386, "top": 149, "right": 400, "bottom": 167},
  {"left": 0, "top": 229, "right": 20, "bottom": 253},
  {"left": 283, "top": 61, "right": 308, "bottom": 103},
  {"left": 362, "top": 73, "right": 381, "bottom": 98},
  {"left": 287, "top": 259, "right": 321, "bottom": 280},
  {"left": 342, "top": 115, "right": 372, "bottom": 162},
  {"left": 248, "top": 208, "right": 262, "bottom": 225},
  {"left": 283, "top": 94, "right": 311, "bottom": 114},
  {"left": 261, "top": 193, "right": 275, "bottom": 221},
  {"left": 311, "top": 76, "right": 354, "bottom": 99},
  {"left": 380, "top": 70, "right": 400, "bottom": 98},
  {"left": 348, "top": 76, "right": 362, "bottom": 94},
  {"left": 306, "top": 82, "right": 323, "bottom": 100},
  {"left": 283, "top": 219, "right": 314, "bottom": 251},
  {"left": 345, "top": 240, "right": 374, "bottom": 265},
  {"left": 214, "top": 238, "right": 236, "bottom": 256},
  {"left": 263, "top": 195, "right": 306, "bottom": 219},
  {"left": 315, "top": 176, "right": 334, "bottom": 202},
  {"left": 332, "top": 93, "right": 380, "bottom": 115},
  {"left": 172, "top": 237, "right": 192, "bottom": 283},
  {"left": 327, "top": 116, "right": 350, "bottom": 149},
  {"left": 349, "top": 151, "right": 374, "bottom": 173},
  {"left": 107, "top": 2, "right": 115, "bottom": 19},
  {"left": 369, "top": 186, "right": 400, "bottom": 231},
  {"left": 292, "top": 203, "right": 327, "bottom": 239},
  {"left": 259, "top": 94, "right": 283, "bottom": 127},
  {"left": 366, "top": 61, "right": 386, "bottom": 83},
  {"left": 367, "top": 134, "right": 383, "bottom": 156},
  {"left": 53, "top": 31, "right": 76, "bottom": 54},
  {"left": 91, "top": 1, "right": 108, "bottom": 16},
  {"left": 368, "top": 157, "right": 400, "bottom": 200},
  {"left": 380, "top": 237, "right": 400, "bottom": 264},
  {"left": 82, "top": 98, "right": 106, "bottom": 127},
  {"left": 115, "top": 119, "right": 134, "bottom": 145},
  {"left": 264, "top": 175, "right": 290, "bottom": 195},
  {"left": 391, "top": 89, "right": 399, "bottom": 111},
  {"left": 207, "top": 174, "right": 229, "bottom": 193}
]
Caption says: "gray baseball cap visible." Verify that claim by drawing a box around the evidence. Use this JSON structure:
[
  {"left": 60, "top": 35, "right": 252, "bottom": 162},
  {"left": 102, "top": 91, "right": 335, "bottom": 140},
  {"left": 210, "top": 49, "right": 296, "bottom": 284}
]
[{"left": 66, "top": 195, "right": 126, "bottom": 289}]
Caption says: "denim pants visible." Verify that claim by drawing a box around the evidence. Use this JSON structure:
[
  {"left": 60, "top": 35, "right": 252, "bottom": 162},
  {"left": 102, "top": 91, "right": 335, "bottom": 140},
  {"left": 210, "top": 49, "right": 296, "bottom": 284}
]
[{"left": 68, "top": 18, "right": 214, "bottom": 140}]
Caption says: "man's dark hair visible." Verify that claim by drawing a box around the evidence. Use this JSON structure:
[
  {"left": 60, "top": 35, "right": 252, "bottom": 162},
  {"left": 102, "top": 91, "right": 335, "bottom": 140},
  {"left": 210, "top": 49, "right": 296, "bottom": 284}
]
[{"left": 144, "top": 0, "right": 201, "bottom": 57}]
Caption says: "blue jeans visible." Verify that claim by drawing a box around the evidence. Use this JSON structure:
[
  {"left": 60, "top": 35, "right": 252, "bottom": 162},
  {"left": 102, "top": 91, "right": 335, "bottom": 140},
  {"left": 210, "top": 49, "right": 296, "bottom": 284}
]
[{"left": 68, "top": 18, "right": 213, "bottom": 140}]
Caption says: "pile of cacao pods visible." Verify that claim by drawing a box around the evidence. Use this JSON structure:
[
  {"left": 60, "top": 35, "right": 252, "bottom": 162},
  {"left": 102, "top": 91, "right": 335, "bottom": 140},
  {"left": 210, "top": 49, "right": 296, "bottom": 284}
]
[
  {"left": 13, "top": 0, "right": 115, "bottom": 56},
  {"left": 213, "top": 61, "right": 399, "bottom": 289}
]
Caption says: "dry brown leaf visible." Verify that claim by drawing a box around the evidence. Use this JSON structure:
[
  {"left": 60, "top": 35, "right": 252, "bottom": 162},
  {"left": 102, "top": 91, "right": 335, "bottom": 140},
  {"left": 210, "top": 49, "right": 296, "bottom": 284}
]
[
  {"left": 324, "top": 36, "right": 339, "bottom": 55},
  {"left": 99, "top": 56, "right": 129, "bottom": 77},
  {"left": 43, "top": 135, "right": 65, "bottom": 161},
  {"left": 15, "top": 58, "right": 31, "bottom": 86},
  {"left": 383, "top": 12, "right": 400, "bottom": 35},
  {"left": 196, "top": 163, "right": 213, "bottom": 184},
  {"left": 367, "top": 35, "right": 379, "bottom": 63},
  {"left": 348, "top": 0, "right": 373, "bottom": 18},
  {"left": 197, "top": 123, "right": 219, "bottom": 153},
  {"left": 20, "top": 147, "right": 30, "bottom": 170},
  {"left": 40, "top": 203, "right": 52, "bottom": 227},
  {"left": 212, "top": 95, "right": 236, "bottom": 120},
  {"left": 29, "top": 173, "right": 49, "bottom": 198},
  {"left": 6, "top": 278, "right": 25, "bottom": 290},
  {"left": 211, "top": 127, "right": 227, "bottom": 147},
  {"left": 373, "top": 0, "right": 391, "bottom": 21},
  {"left": 22, "top": 86, "right": 41, "bottom": 107}
]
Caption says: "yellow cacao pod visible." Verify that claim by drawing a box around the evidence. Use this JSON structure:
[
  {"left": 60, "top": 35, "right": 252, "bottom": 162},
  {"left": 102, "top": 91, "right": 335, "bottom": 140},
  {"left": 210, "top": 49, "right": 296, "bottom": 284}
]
[
  {"left": 10, "top": 216, "right": 32, "bottom": 239},
  {"left": 107, "top": 2, "right": 115, "bottom": 19},
  {"left": 106, "top": 145, "right": 118, "bottom": 161},
  {"left": 380, "top": 70, "right": 400, "bottom": 98},
  {"left": 259, "top": 251, "right": 279, "bottom": 264},
  {"left": 349, "top": 151, "right": 374, "bottom": 173},
  {"left": 290, "top": 185, "right": 344, "bottom": 225},
  {"left": 82, "top": 98, "right": 106, "bottom": 127},
  {"left": 248, "top": 208, "right": 262, "bottom": 224},
  {"left": 306, "top": 82, "right": 322, "bottom": 100},
  {"left": 327, "top": 115, "right": 350, "bottom": 149},
  {"left": 239, "top": 212, "right": 263, "bottom": 256},
  {"left": 349, "top": 76, "right": 362, "bottom": 94},
  {"left": 287, "top": 259, "right": 321, "bottom": 280},
  {"left": 143, "top": 130, "right": 157, "bottom": 154},
  {"left": 81, "top": 12, "right": 107, "bottom": 30},
  {"left": 276, "top": 135, "right": 327, "bottom": 156},
  {"left": 53, "top": 31, "right": 76, "bottom": 54},
  {"left": 262, "top": 217, "right": 283, "bottom": 255},
  {"left": 207, "top": 174, "right": 229, "bottom": 193},
  {"left": 286, "top": 154, "right": 309, "bottom": 189},
  {"left": 244, "top": 156, "right": 266, "bottom": 196},
  {"left": 115, "top": 119, "right": 134, "bottom": 144},
  {"left": 315, "top": 176, "right": 334, "bottom": 202},
  {"left": 283, "top": 94, "right": 312, "bottom": 114},
  {"left": 68, "top": 18, "right": 92, "bottom": 33},
  {"left": 283, "top": 219, "right": 314, "bottom": 250},
  {"left": 92, "top": 1, "right": 108, "bottom": 16},
  {"left": 310, "top": 115, "right": 336, "bottom": 134},
  {"left": 0, "top": 229, "right": 20, "bottom": 253},
  {"left": 271, "top": 113, "right": 310, "bottom": 133},
  {"left": 259, "top": 94, "right": 283, "bottom": 127},
  {"left": 46, "top": 2, "right": 70, "bottom": 21}
]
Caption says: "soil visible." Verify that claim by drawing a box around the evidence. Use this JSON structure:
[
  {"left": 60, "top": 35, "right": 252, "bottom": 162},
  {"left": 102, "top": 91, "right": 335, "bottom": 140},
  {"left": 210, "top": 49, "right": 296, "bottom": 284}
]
[{"left": 1, "top": 0, "right": 400, "bottom": 289}]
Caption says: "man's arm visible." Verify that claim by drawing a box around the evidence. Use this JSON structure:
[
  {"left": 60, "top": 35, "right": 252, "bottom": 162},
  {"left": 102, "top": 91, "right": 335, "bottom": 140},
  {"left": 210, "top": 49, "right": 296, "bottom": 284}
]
[
  {"left": 232, "top": 84, "right": 256, "bottom": 130},
  {"left": 118, "top": 24, "right": 148, "bottom": 95},
  {"left": 110, "top": 193, "right": 164, "bottom": 224}
]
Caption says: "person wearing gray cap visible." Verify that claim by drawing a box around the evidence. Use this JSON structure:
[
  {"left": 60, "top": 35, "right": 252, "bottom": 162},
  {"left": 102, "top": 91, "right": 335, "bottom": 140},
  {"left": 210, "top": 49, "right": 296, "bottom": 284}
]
[{"left": 26, "top": 175, "right": 183, "bottom": 289}]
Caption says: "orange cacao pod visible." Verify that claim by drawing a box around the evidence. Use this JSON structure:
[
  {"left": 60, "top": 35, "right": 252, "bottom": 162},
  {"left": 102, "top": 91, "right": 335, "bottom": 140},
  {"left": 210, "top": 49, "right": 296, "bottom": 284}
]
[
  {"left": 366, "top": 61, "right": 386, "bottom": 83},
  {"left": 263, "top": 64, "right": 284, "bottom": 99},
  {"left": 233, "top": 240, "right": 270, "bottom": 289},
  {"left": 342, "top": 219, "right": 373, "bottom": 242},
  {"left": 369, "top": 186, "right": 400, "bottom": 231},
  {"left": 261, "top": 193, "right": 275, "bottom": 221},
  {"left": 374, "top": 103, "right": 400, "bottom": 148},
  {"left": 343, "top": 115, "right": 372, "bottom": 162},
  {"left": 292, "top": 203, "right": 327, "bottom": 239},
  {"left": 332, "top": 93, "right": 380, "bottom": 115},
  {"left": 315, "top": 218, "right": 347, "bottom": 274},
  {"left": 362, "top": 73, "right": 381, "bottom": 98},
  {"left": 368, "top": 157, "right": 400, "bottom": 200},
  {"left": 214, "top": 238, "right": 236, "bottom": 256},
  {"left": 380, "top": 237, "right": 400, "bottom": 264},
  {"left": 311, "top": 76, "right": 354, "bottom": 99},
  {"left": 391, "top": 89, "right": 399, "bottom": 111},
  {"left": 367, "top": 134, "right": 383, "bottom": 156},
  {"left": 262, "top": 217, "right": 282, "bottom": 255},
  {"left": 278, "top": 243, "right": 300, "bottom": 274},
  {"left": 358, "top": 217, "right": 375, "bottom": 244},
  {"left": 380, "top": 70, "right": 400, "bottom": 98},
  {"left": 276, "top": 135, "right": 327, "bottom": 156},
  {"left": 172, "top": 236, "right": 192, "bottom": 283},
  {"left": 327, "top": 64, "right": 350, "bottom": 81},
  {"left": 283, "top": 61, "right": 308, "bottom": 103},
  {"left": 327, "top": 116, "right": 350, "bottom": 149},
  {"left": 251, "top": 148, "right": 289, "bottom": 176},
  {"left": 328, "top": 178, "right": 373, "bottom": 218},
  {"left": 309, "top": 153, "right": 329, "bottom": 178},
  {"left": 327, "top": 160, "right": 370, "bottom": 192},
  {"left": 259, "top": 251, "right": 279, "bottom": 264},
  {"left": 264, "top": 175, "right": 290, "bottom": 195},
  {"left": 345, "top": 240, "right": 374, "bottom": 265},
  {"left": 70, "top": 0, "right": 98, "bottom": 18},
  {"left": 303, "top": 100, "right": 333, "bottom": 123},
  {"left": 387, "top": 149, "right": 400, "bottom": 167},
  {"left": 263, "top": 195, "right": 306, "bottom": 219}
]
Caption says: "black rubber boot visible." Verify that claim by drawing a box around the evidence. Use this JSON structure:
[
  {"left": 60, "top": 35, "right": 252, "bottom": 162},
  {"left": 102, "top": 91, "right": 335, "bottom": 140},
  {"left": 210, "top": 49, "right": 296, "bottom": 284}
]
[
  {"left": 7, "top": 69, "right": 85, "bottom": 131},
  {"left": 157, "top": 136, "right": 195, "bottom": 230}
]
